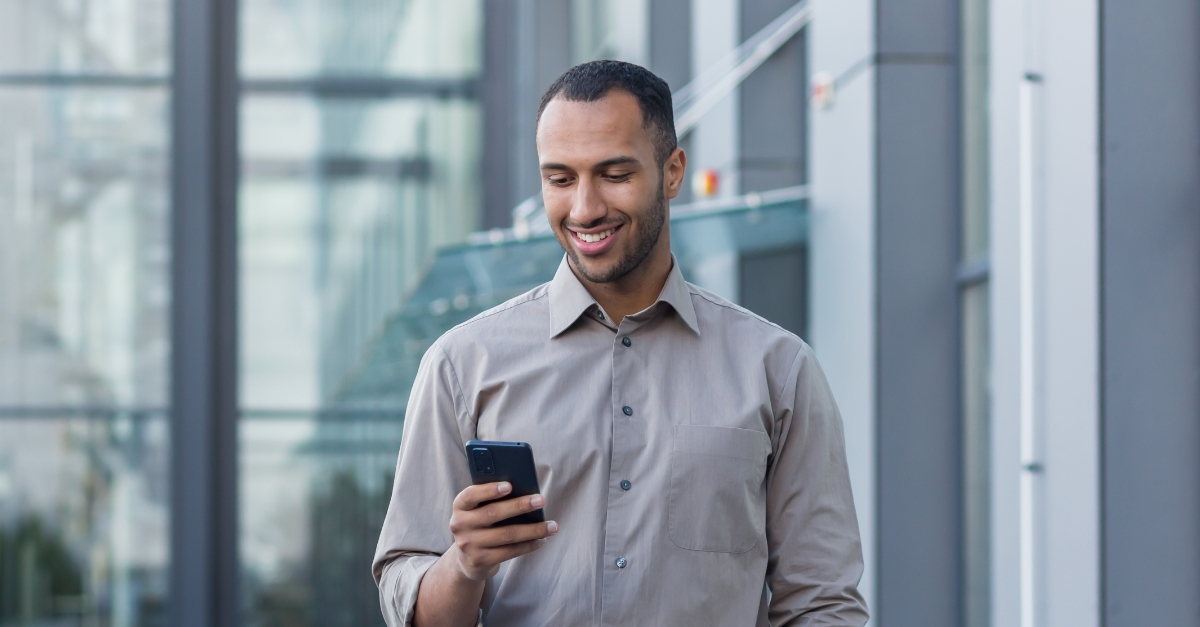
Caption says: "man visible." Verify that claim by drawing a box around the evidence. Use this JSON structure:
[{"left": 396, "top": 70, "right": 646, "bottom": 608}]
[{"left": 374, "top": 60, "right": 867, "bottom": 626}]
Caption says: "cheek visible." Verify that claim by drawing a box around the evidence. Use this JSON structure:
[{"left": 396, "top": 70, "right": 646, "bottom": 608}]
[
  {"left": 540, "top": 187, "right": 572, "bottom": 223},
  {"left": 602, "top": 184, "right": 654, "bottom": 218}
]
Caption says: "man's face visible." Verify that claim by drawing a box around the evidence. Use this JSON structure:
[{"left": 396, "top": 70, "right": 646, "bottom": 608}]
[{"left": 536, "top": 91, "right": 684, "bottom": 284}]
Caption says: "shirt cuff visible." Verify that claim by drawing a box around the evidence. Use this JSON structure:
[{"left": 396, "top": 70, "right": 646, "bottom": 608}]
[{"left": 379, "top": 554, "right": 441, "bottom": 627}]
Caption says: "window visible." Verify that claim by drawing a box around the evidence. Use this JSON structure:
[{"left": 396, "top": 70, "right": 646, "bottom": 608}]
[
  {"left": 236, "top": 0, "right": 482, "bottom": 622},
  {"left": 0, "top": 1, "right": 172, "bottom": 622}
]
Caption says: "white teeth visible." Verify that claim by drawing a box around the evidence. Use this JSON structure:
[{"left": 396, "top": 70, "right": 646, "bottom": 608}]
[{"left": 577, "top": 228, "right": 615, "bottom": 243}]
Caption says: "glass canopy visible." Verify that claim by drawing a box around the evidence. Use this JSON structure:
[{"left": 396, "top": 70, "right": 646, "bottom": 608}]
[{"left": 333, "top": 191, "right": 808, "bottom": 409}]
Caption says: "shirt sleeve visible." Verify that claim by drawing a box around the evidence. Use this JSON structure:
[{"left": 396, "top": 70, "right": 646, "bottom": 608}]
[
  {"left": 373, "top": 341, "right": 477, "bottom": 626},
  {"left": 765, "top": 343, "right": 870, "bottom": 626}
]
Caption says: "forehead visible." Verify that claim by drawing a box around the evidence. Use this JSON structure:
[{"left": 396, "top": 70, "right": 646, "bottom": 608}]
[{"left": 536, "top": 91, "right": 654, "bottom": 163}]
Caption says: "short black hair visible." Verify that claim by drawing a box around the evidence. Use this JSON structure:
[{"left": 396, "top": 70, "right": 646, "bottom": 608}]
[{"left": 536, "top": 60, "right": 677, "bottom": 167}]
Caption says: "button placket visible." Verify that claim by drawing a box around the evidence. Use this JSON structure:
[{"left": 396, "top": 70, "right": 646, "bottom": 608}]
[{"left": 603, "top": 318, "right": 642, "bottom": 622}]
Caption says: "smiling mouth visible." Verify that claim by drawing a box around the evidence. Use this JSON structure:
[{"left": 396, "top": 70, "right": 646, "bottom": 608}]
[{"left": 571, "top": 226, "right": 619, "bottom": 243}]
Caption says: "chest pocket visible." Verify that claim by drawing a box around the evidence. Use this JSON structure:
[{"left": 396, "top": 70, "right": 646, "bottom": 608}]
[{"left": 667, "top": 425, "right": 771, "bottom": 553}]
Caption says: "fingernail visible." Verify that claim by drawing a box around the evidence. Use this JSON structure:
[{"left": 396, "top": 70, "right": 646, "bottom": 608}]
[
  {"left": 535, "top": 539, "right": 547, "bottom": 548},
  {"left": 530, "top": 495, "right": 544, "bottom": 508},
  {"left": 497, "top": 482, "right": 511, "bottom": 494},
  {"left": 546, "top": 521, "right": 559, "bottom": 535}
]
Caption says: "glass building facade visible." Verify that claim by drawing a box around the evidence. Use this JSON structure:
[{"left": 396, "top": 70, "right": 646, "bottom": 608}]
[
  {"left": 3, "top": 1, "right": 1200, "bottom": 626},
  {"left": 1, "top": 1, "right": 808, "bottom": 624},
  {"left": 237, "top": 1, "right": 481, "bottom": 623},
  {"left": 0, "top": 0, "right": 171, "bottom": 623}
]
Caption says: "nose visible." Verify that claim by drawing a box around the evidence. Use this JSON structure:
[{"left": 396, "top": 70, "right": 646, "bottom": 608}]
[{"left": 570, "top": 176, "right": 607, "bottom": 226}]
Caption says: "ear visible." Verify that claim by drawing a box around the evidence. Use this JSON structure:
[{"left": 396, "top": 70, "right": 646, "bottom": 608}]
[{"left": 663, "top": 147, "right": 687, "bottom": 200}]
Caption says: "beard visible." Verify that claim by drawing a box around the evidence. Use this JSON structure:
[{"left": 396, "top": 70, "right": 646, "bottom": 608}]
[{"left": 563, "top": 184, "right": 667, "bottom": 284}]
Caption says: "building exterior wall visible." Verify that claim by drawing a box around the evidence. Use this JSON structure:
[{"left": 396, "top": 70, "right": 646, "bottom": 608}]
[
  {"left": 740, "top": 0, "right": 806, "bottom": 193},
  {"left": 689, "top": 0, "right": 741, "bottom": 199},
  {"left": 1101, "top": 0, "right": 1200, "bottom": 624},
  {"left": 991, "top": 0, "right": 1103, "bottom": 624},
  {"left": 875, "top": 0, "right": 964, "bottom": 623},
  {"left": 808, "top": 0, "right": 878, "bottom": 619}
]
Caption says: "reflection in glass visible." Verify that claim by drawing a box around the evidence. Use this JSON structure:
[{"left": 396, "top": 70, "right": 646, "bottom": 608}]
[
  {"left": 0, "top": 0, "right": 170, "bottom": 75},
  {"left": 0, "top": 412, "right": 169, "bottom": 624},
  {"left": 569, "top": 0, "right": 649, "bottom": 66},
  {"left": 237, "top": 2, "right": 483, "bottom": 622},
  {"left": 0, "top": 85, "right": 171, "bottom": 624},
  {"left": 239, "top": 0, "right": 481, "bottom": 78},
  {"left": 238, "top": 94, "right": 480, "bottom": 621}
]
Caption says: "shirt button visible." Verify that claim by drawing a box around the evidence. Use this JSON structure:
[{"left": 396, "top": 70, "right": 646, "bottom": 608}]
[
  {"left": 622, "top": 406, "right": 633, "bottom": 416},
  {"left": 620, "top": 479, "right": 632, "bottom": 491},
  {"left": 597, "top": 311, "right": 605, "bottom": 320},
  {"left": 616, "top": 556, "right": 628, "bottom": 569},
  {"left": 621, "top": 336, "right": 631, "bottom": 347}
]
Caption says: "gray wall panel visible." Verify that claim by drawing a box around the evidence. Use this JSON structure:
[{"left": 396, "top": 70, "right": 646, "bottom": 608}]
[
  {"left": 650, "top": 0, "right": 692, "bottom": 92},
  {"left": 481, "top": 0, "right": 572, "bottom": 229},
  {"left": 877, "top": 0, "right": 957, "bottom": 55},
  {"left": 875, "top": 60, "right": 961, "bottom": 627},
  {"left": 740, "top": 247, "right": 808, "bottom": 338},
  {"left": 1102, "top": 0, "right": 1200, "bottom": 623},
  {"left": 739, "top": 1, "right": 807, "bottom": 193}
]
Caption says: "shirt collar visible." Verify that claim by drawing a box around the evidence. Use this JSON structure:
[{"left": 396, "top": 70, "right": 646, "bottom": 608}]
[{"left": 547, "top": 254, "right": 700, "bottom": 338}]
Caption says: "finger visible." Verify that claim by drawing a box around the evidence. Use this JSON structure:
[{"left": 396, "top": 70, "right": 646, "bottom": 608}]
[
  {"left": 471, "top": 520, "right": 558, "bottom": 549},
  {"left": 475, "top": 537, "right": 550, "bottom": 566},
  {"left": 462, "top": 493, "right": 545, "bottom": 528},
  {"left": 454, "top": 482, "right": 512, "bottom": 511}
]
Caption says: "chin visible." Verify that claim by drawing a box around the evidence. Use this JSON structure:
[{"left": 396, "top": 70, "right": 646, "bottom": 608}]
[{"left": 569, "top": 253, "right": 622, "bottom": 284}]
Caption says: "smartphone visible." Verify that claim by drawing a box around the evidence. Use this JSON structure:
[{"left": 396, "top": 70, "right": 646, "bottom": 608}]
[{"left": 465, "top": 440, "right": 546, "bottom": 527}]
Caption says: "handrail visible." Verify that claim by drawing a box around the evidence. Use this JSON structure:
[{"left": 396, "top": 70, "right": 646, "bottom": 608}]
[
  {"left": 673, "top": 0, "right": 812, "bottom": 138},
  {"left": 508, "top": 0, "right": 813, "bottom": 237}
]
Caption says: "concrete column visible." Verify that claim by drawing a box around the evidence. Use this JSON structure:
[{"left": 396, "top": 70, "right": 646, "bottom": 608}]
[
  {"left": 689, "top": 0, "right": 740, "bottom": 198},
  {"left": 991, "top": 0, "right": 1102, "bottom": 624},
  {"left": 1101, "top": 0, "right": 1200, "bottom": 623},
  {"left": 807, "top": 0, "right": 877, "bottom": 620}
]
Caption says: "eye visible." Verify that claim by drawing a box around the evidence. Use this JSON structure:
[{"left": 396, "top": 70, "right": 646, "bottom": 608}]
[
  {"left": 604, "top": 172, "right": 633, "bottom": 182},
  {"left": 547, "top": 175, "right": 574, "bottom": 186}
]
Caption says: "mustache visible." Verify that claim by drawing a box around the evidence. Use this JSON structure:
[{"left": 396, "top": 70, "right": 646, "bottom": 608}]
[{"left": 562, "top": 217, "right": 626, "bottom": 230}]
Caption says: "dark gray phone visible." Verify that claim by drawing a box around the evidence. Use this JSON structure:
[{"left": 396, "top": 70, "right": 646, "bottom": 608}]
[{"left": 465, "top": 440, "right": 545, "bottom": 527}]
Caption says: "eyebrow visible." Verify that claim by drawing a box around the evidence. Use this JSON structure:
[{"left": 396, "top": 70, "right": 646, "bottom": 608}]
[
  {"left": 540, "top": 156, "right": 641, "bottom": 171},
  {"left": 594, "top": 156, "right": 640, "bottom": 169}
]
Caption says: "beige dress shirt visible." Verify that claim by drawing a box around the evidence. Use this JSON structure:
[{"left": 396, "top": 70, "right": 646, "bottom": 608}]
[{"left": 373, "top": 256, "right": 868, "bottom": 626}]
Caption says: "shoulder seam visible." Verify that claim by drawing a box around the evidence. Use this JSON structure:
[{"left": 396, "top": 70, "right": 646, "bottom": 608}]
[
  {"left": 774, "top": 343, "right": 807, "bottom": 410},
  {"left": 446, "top": 288, "right": 549, "bottom": 334},
  {"left": 432, "top": 341, "right": 477, "bottom": 427},
  {"left": 688, "top": 286, "right": 802, "bottom": 342}
]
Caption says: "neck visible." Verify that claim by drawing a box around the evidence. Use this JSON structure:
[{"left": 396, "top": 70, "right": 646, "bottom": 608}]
[{"left": 570, "top": 235, "right": 673, "bottom": 326}]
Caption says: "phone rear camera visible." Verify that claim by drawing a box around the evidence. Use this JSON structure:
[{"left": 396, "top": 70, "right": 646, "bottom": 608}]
[{"left": 472, "top": 448, "right": 495, "bottom": 475}]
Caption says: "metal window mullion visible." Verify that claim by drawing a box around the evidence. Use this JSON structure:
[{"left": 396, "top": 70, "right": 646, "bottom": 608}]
[{"left": 169, "top": 0, "right": 240, "bottom": 625}]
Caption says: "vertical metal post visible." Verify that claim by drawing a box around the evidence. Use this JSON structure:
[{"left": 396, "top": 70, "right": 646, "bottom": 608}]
[
  {"left": 874, "top": 0, "right": 963, "bottom": 623},
  {"left": 1017, "top": 70, "right": 1045, "bottom": 627},
  {"left": 169, "top": 0, "right": 240, "bottom": 625}
]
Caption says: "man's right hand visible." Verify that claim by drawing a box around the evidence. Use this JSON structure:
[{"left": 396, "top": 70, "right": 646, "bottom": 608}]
[{"left": 447, "top": 481, "right": 558, "bottom": 581}]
